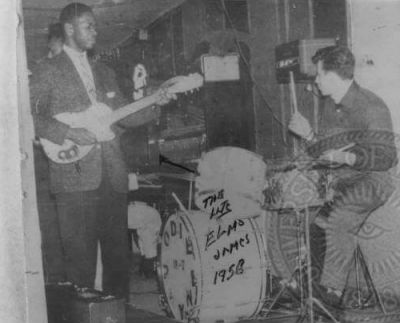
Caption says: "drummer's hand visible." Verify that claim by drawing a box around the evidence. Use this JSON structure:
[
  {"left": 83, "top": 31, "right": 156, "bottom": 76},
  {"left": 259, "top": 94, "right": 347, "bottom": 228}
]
[
  {"left": 288, "top": 111, "right": 314, "bottom": 141},
  {"left": 319, "top": 149, "right": 356, "bottom": 166}
]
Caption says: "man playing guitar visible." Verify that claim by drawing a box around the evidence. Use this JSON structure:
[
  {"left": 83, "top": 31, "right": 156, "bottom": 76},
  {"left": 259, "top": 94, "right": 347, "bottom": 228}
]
[{"left": 30, "top": 2, "right": 175, "bottom": 299}]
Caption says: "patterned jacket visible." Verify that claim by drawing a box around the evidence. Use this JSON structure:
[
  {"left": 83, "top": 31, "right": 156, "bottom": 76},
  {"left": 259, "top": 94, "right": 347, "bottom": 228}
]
[{"left": 30, "top": 51, "right": 158, "bottom": 193}]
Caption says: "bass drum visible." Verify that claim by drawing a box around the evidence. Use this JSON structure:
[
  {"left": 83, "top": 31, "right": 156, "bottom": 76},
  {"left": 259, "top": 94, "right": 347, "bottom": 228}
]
[{"left": 158, "top": 210, "right": 267, "bottom": 323}]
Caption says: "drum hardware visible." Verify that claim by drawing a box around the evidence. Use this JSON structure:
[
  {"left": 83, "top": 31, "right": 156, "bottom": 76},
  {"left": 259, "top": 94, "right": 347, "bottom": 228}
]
[
  {"left": 260, "top": 206, "right": 338, "bottom": 323},
  {"left": 160, "top": 153, "right": 196, "bottom": 211},
  {"left": 300, "top": 207, "right": 339, "bottom": 323},
  {"left": 171, "top": 192, "right": 191, "bottom": 216},
  {"left": 265, "top": 166, "right": 400, "bottom": 322},
  {"left": 264, "top": 165, "right": 338, "bottom": 322},
  {"left": 278, "top": 74, "right": 337, "bottom": 321},
  {"left": 341, "top": 236, "right": 386, "bottom": 314}
]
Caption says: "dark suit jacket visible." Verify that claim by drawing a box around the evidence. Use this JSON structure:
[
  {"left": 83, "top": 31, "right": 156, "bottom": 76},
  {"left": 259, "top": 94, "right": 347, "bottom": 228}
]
[{"left": 30, "top": 51, "right": 158, "bottom": 193}]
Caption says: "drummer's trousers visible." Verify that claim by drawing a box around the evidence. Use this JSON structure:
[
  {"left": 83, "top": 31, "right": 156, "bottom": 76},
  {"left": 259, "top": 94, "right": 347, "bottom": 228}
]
[{"left": 312, "top": 171, "right": 394, "bottom": 292}]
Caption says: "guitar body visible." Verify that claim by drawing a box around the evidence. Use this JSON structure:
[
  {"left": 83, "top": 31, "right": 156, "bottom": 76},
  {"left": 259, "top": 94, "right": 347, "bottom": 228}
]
[
  {"left": 55, "top": 104, "right": 116, "bottom": 142},
  {"left": 40, "top": 104, "right": 115, "bottom": 164},
  {"left": 40, "top": 73, "right": 204, "bottom": 164},
  {"left": 40, "top": 137, "right": 94, "bottom": 164}
]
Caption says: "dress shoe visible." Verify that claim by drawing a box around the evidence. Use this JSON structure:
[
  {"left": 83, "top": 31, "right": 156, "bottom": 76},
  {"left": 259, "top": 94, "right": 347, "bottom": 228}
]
[{"left": 141, "top": 257, "right": 157, "bottom": 279}]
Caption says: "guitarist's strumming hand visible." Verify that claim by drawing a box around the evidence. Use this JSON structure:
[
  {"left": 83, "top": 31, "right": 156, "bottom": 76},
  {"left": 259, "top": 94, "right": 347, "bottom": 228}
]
[{"left": 65, "top": 127, "right": 97, "bottom": 145}]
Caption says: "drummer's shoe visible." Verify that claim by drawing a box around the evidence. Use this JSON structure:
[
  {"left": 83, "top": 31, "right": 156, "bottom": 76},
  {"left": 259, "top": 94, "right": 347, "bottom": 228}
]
[
  {"left": 314, "top": 284, "right": 343, "bottom": 309},
  {"left": 313, "top": 203, "right": 331, "bottom": 229},
  {"left": 314, "top": 215, "right": 329, "bottom": 229}
]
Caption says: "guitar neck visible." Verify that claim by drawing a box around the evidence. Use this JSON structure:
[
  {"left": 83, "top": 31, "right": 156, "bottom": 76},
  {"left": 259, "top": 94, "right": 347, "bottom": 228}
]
[{"left": 108, "top": 94, "right": 158, "bottom": 125}]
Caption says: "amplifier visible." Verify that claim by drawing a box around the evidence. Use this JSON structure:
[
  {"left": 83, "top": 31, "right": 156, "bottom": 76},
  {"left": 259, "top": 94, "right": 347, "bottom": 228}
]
[
  {"left": 275, "top": 38, "right": 335, "bottom": 83},
  {"left": 46, "top": 283, "right": 126, "bottom": 323}
]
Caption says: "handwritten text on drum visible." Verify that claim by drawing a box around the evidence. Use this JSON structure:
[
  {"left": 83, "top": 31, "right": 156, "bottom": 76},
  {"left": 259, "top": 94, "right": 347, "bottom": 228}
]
[
  {"left": 163, "top": 220, "right": 195, "bottom": 258},
  {"left": 213, "top": 233, "right": 250, "bottom": 260},
  {"left": 202, "top": 189, "right": 232, "bottom": 220},
  {"left": 205, "top": 219, "right": 245, "bottom": 250},
  {"left": 213, "top": 258, "right": 245, "bottom": 285}
]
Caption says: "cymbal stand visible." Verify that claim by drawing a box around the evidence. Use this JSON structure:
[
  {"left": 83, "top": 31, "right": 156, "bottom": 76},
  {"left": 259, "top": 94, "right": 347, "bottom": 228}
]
[
  {"left": 261, "top": 205, "right": 338, "bottom": 322},
  {"left": 259, "top": 208, "right": 306, "bottom": 319},
  {"left": 341, "top": 235, "right": 386, "bottom": 314},
  {"left": 297, "top": 209, "right": 305, "bottom": 305}
]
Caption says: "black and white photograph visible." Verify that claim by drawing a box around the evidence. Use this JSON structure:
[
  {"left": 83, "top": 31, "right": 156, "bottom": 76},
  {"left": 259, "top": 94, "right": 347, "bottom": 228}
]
[{"left": 2, "top": 0, "right": 400, "bottom": 322}]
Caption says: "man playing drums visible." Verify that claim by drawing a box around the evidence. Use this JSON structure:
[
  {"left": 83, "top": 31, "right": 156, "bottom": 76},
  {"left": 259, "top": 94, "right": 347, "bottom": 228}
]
[{"left": 289, "top": 46, "right": 398, "bottom": 305}]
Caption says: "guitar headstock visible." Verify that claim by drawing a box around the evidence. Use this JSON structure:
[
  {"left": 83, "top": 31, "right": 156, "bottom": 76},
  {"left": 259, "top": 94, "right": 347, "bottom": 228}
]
[{"left": 161, "top": 73, "right": 204, "bottom": 94}]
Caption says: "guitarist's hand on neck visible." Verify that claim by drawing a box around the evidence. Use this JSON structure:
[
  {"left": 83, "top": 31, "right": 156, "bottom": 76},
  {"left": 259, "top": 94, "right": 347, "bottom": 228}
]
[
  {"left": 65, "top": 127, "right": 97, "bottom": 145},
  {"left": 155, "top": 88, "right": 177, "bottom": 106}
]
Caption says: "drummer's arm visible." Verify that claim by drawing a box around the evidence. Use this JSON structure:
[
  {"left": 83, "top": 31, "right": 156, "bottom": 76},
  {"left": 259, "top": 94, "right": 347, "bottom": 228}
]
[
  {"left": 288, "top": 111, "right": 317, "bottom": 143},
  {"left": 304, "top": 131, "right": 318, "bottom": 144}
]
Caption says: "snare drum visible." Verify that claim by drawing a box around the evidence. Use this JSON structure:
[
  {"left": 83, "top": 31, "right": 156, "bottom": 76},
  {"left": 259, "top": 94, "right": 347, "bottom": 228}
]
[
  {"left": 264, "top": 169, "right": 333, "bottom": 210},
  {"left": 158, "top": 210, "right": 267, "bottom": 323}
]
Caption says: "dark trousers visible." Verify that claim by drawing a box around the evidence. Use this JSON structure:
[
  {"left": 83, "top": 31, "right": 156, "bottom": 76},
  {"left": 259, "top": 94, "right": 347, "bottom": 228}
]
[
  {"left": 315, "top": 172, "right": 394, "bottom": 291},
  {"left": 55, "top": 175, "right": 129, "bottom": 299},
  {"left": 34, "top": 146, "right": 66, "bottom": 283}
]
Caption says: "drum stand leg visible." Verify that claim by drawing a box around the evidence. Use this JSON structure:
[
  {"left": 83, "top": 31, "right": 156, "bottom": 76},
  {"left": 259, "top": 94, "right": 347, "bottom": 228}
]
[
  {"left": 342, "top": 240, "right": 386, "bottom": 314},
  {"left": 261, "top": 265, "right": 303, "bottom": 318},
  {"left": 296, "top": 207, "right": 339, "bottom": 323},
  {"left": 261, "top": 208, "right": 339, "bottom": 322},
  {"left": 296, "top": 210, "right": 304, "bottom": 305},
  {"left": 260, "top": 211, "right": 306, "bottom": 319}
]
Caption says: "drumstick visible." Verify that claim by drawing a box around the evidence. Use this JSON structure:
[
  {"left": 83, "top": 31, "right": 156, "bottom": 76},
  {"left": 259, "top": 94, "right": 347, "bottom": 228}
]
[
  {"left": 314, "top": 142, "right": 356, "bottom": 167},
  {"left": 336, "top": 142, "right": 355, "bottom": 152},
  {"left": 289, "top": 71, "right": 298, "bottom": 114},
  {"left": 319, "top": 142, "right": 355, "bottom": 157},
  {"left": 289, "top": 72, "right": 298, "bottom": 114}
]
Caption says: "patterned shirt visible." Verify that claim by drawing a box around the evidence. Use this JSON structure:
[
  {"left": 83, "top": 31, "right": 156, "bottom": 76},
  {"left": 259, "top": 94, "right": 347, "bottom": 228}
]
[{"left": 308, "top": 82, "right": 398, "bottom": 172}]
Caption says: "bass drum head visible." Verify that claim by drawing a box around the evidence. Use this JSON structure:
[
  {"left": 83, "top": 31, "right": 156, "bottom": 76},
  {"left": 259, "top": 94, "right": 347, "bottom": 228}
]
[{"left": 158, "top": 210, "right": 267, "bottom": 323}]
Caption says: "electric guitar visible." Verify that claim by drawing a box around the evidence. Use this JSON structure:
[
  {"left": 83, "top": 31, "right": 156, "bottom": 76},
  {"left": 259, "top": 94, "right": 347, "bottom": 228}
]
[{"left": 40, "top": 73, "right": 204, "bottom": 164}]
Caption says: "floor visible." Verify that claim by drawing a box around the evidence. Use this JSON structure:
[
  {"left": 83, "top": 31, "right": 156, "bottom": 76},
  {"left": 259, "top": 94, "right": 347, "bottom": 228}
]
[
  {"left": 127, "top": 252, "right": 330, "bottom": 323},
  {"left": 44, "top": 251, "right": 400, "bottom": 323},
  {"left": 128, "top": 253, "right": 164, "bottom": 316},
  {"left": 127, "top": 252, "right": 400, "bottom": 323}
]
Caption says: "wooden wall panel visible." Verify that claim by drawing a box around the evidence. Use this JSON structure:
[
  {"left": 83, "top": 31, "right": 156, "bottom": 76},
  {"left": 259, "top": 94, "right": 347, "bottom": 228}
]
[
  {"left": 248, "top": 0, "right": 317, "bottom": 160},
  {"left": 176, "top": 0, "right": 347, "bottom": 160},
  {"left": 181, "top": 0, "right": 206, "bottom": 62},
  {"left": 314, "top": 0, "right": 347, "bottom": 44},
  {"left": 248, "top": 0, "right": 283, "bottom": 158}
]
